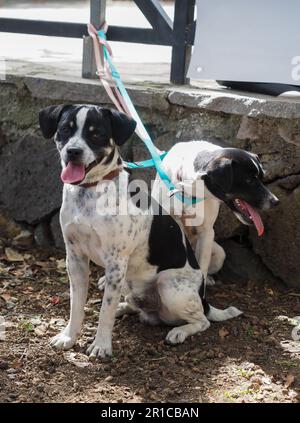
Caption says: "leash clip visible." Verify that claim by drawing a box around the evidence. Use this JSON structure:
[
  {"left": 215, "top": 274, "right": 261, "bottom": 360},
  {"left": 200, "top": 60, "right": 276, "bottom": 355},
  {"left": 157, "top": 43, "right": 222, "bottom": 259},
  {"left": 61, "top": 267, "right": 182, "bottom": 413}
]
[{"left": 168, "top": 188, "right": 182, "bottom": 198}]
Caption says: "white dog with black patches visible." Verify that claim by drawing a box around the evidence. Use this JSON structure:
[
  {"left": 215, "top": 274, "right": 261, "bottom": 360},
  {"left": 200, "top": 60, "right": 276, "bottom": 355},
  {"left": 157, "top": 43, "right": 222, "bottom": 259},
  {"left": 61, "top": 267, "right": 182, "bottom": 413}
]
[
  {"left": 152, "top": 141, "right": 279, "bottom": 285},
  {"left": 39, "top": 104, "right": 241, "bottom": 358}
]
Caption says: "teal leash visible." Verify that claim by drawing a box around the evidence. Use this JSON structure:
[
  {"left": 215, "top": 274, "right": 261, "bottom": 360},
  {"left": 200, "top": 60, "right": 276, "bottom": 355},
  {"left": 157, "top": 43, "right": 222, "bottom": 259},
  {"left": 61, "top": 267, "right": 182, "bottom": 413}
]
[
  {"left": 98, "top": 29, "right": 204, "bottom": 206},
  {"left": 125, "top": 152, "right": 168, "bottom": 169}
]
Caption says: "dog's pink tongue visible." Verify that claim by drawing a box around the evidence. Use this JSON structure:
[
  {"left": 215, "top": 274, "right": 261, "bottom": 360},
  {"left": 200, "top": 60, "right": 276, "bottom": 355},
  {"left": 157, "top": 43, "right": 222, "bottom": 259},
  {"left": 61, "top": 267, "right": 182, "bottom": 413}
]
[
  {"left": 61, "top": 162, "right": 85, "bottom": 184},
  {"left": 240, "top": 200, "right": 264, "bottom": 237}
]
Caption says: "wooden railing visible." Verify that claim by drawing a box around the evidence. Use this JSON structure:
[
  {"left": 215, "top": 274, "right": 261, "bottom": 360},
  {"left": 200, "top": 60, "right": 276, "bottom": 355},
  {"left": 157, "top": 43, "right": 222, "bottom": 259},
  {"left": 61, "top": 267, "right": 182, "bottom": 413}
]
[{"left": 0, "top": 0, "right": 196, "bottom": 84}]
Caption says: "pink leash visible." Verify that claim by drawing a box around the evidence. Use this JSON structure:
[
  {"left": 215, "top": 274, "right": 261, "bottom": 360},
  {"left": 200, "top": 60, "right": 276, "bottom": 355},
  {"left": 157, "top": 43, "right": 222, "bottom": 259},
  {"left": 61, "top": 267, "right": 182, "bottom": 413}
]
[
  {"left": 88, "top": 23, "right": 130, "bottom": 116},
  {"left": 86, "top": 22, "right": 204, "bottom": 209}
]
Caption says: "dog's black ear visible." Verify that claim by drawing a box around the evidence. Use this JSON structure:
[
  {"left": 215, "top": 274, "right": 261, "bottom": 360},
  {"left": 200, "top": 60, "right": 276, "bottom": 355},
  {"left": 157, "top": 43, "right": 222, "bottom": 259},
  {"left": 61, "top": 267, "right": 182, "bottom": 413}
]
[
  {"left": 206, "top": 157, "right": 234, "bottom": 192},
  {"left": 109, "top": 109, "right": 137, "bottom": 146},
  {"left": 39, "top": 104, "right": 73, "bottom": 139}
]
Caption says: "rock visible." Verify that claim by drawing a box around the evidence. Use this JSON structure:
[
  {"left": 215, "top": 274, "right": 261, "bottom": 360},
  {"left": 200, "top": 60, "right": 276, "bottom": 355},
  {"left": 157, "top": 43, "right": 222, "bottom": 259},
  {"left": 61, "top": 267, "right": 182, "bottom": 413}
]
[
  {"left": 50, "top": 212, "right": 65, "bottom": 250},
  {"left": 250, "top": 183, "right": 300, "bottom": 288},
  {"left": 127, "top": 86, "right": 169, "bottom": 112},
  {"left": 168, "top": 89, "right": 300, "bottom": 119},
  {"left": 218, "top": 239, "right": 278, "bottom": 284},
  {"left": 24, "top": 77, "right": 169, "bottom": 112},
  {"left": 215, "top": 205, "right": 246, "bottom": 240},
  {"left": 236, "top": 118, "right": 300, "bottom": 182},
  {"left": 171, "top": 111, "right": 242, "bottom": 146},
  {"left": 0, "top": 126, "right": 7, "bottom": 149},
  {"left": 0, "top": 134, "right": 62, "bottom": 224},
  {"left": 278, "top": 123, "right": 300, "bottom": 147},
  {"left": 237, "top": 116, "right": 260, "bottom": 140},
  {"left": 1, "top": 75, "right": 300, "bottom": 288},
  {"left": 277, "top": 175, "right": 300, "bottom": 191},
  {"left": 34, "top": 222, "right": 52, "bottom": 247}
]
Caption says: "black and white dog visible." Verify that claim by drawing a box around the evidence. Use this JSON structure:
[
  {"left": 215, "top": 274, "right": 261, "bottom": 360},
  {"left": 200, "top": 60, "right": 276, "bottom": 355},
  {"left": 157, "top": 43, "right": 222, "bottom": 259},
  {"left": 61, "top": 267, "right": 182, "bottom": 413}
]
[
  {"left": 39, "top": 104, "right": 241, "bottom": 358},
  {"left": 152, "top": 141, "right": 279, "bottom": 285}
]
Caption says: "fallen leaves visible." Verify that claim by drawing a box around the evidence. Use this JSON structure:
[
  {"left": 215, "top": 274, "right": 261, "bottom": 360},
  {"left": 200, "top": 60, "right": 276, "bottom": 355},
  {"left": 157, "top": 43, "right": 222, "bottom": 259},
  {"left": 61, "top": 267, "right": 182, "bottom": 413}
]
[
  {"left": 22, "top": 287, "right": 34, "bottom": 295},
  {"left": 34, "top": 324, "right": 48, "bottom": 337},
  {"left": 56, "top": 259, "right": 66, "bottom": 270},
  {"left": 265, "top": 288, "right": 274, "bottom": 296},
  {"left": 1, "top": 240, "right": 300, "bottom": 404},
  {"left": 64, "top": 352, "right": 91, "bottom": 369},
  {"left": 49, "top": 318, "right": 66, "bottom": 328},
  {"left": 35, "top": 261, "right": 50, "bottom": 269},
  {"left": 1, "top": 293, "right": 11, "bottom": 303},
  {"left": 5, "top": 248, "right": 24, "bottom": 262},
  {"left": 0, "top": 292, "right": 17, "bottom": 309},
  {"left": 13, "top": 230, "right": 33, "bottom": 247},
  {"left": 11, "top": 360, "right": 22, "bottom": 370},
  {"left": 18, "top": 316, "right": 49, "bottom": 337},
  {"left": 219, "top": 327, "right": 230, "bottom": 340}
]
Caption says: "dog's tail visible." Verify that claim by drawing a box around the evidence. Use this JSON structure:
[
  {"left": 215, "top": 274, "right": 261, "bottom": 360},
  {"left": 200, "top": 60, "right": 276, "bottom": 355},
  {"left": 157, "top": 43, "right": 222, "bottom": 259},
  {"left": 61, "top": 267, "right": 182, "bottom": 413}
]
[{"left": 199, "top": 277, "right": 242, "bottom": 322}]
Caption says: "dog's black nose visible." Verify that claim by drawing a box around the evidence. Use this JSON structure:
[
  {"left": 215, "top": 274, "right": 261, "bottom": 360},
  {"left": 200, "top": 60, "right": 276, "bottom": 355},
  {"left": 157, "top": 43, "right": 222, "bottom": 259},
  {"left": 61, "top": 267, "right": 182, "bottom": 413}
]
[
  {"left": 67, "top": 148, "right": 83, "bottom": 161},
  {"left": 270, "top": 196, "right": 279, "bottom": 207}
]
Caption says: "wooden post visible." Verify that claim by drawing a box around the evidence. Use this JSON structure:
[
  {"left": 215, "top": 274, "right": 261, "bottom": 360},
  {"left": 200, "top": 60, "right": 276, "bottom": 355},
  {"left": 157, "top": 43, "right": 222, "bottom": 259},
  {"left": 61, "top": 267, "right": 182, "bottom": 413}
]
[
  {"left": 171, "top": 0, "right": 195, "bottom": 85},
  {"left": 82, "top": 0, "right": 106, "bottom": 79}
]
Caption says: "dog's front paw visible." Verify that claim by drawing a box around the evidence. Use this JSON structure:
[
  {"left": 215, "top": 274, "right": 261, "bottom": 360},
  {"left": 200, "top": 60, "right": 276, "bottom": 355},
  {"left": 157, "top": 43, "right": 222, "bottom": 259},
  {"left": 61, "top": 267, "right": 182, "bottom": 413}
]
[
  {"left": 98, "top": 276, "right": 106, "bottom": 291},
  {"left": 87, "top": 339, "right": 112, "bottom": 359},
  {"left": 50, "top": 331, "right": 77, "bottom": 350},
  {"left": 165, "top": 327, "right": 188, "bottom": 345}
]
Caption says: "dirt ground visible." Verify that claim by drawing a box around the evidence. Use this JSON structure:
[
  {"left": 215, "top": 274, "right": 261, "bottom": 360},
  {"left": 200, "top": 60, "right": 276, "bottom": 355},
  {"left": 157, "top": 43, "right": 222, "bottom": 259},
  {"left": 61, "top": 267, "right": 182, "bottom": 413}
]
[{"left": 0, "top": 238, "right": 300, "bottom": 404}]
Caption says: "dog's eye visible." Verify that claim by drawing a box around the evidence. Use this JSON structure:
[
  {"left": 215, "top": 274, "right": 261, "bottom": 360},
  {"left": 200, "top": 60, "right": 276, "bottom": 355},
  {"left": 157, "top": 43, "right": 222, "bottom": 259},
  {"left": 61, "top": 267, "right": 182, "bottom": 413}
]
[
  {"left": 91, "top": 131, "right": 106, "bottom": 141},
  {"left": 59, "top": 126, "right": 70, "bottom": 136},
  {"left": 90, "top": 133, "right": 102, "bottom": 143}
]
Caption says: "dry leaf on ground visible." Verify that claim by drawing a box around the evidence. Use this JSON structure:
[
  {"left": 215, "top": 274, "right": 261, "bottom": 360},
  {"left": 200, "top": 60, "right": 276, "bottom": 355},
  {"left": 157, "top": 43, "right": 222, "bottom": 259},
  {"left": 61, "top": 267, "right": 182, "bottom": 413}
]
[
  {"left": 5, "top": 248, "right": 24, "bottom": 262},
  {"left": 219, "top": 327, "right": 230, "bottom": 340}
]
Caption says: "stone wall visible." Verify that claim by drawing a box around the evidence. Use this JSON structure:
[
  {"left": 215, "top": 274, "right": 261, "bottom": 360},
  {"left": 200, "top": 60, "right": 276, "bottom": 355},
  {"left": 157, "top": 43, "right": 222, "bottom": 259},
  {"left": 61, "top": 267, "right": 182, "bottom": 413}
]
[{"left": 1, "top": 74, "right": 300, "bottom": 288}]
